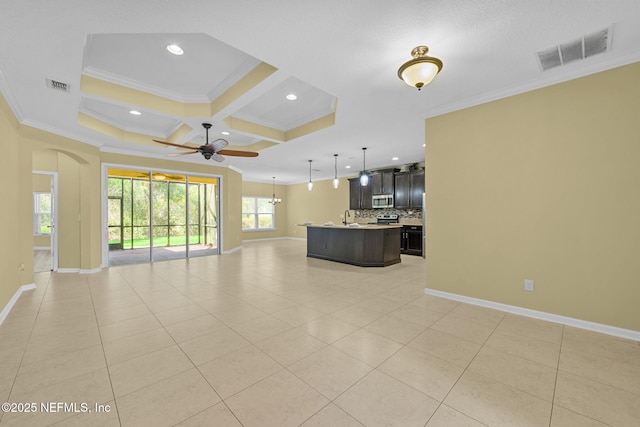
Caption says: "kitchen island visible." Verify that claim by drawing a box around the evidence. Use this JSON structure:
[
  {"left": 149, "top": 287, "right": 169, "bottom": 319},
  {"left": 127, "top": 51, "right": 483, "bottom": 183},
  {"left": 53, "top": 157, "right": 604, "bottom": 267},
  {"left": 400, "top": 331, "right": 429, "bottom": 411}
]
[{"left": 303, "top": 224, "right": 402, "bottom": 267}]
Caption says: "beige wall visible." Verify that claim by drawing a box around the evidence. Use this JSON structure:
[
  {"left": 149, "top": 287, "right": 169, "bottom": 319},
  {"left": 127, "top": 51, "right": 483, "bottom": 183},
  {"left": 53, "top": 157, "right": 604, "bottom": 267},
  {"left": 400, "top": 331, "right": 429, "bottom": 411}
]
[
  {"left": 242, "top": 181, "right": 289, "bottom": 240},
  {"left": 285, "top": 178, "right": 350, "bottom": 239},
  {"left": 426, "top": 62, "right": 640, "bottom": 331},
  {"left": 240, "top": 177, "right": 350, "bottom": 240},
  {"left": 0, "top": 94, "right": 33, "bottom": 312},
  {"left": 23, "top": 127, "right": 103, "bottom": 271}
]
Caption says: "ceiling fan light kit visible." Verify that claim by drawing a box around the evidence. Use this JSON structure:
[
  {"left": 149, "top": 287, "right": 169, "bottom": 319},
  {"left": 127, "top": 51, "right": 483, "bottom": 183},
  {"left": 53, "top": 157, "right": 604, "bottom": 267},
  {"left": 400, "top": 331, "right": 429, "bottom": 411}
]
[
  {"left": 398, "top": 45, "right": 443, "bottom": 90},
  {"left": 153, "top": 123, "right": 258, "bottom": 162}
]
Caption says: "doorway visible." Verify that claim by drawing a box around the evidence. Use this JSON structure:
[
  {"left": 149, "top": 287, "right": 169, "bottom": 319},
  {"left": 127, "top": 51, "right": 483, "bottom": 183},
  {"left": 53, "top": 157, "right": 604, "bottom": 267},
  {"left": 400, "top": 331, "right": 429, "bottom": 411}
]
[
  {"left": 32, "top": 171, "right": 58, "bottom": 272},
  {"left": 105, "top": 167, "right": 220, "bottom": 266}
]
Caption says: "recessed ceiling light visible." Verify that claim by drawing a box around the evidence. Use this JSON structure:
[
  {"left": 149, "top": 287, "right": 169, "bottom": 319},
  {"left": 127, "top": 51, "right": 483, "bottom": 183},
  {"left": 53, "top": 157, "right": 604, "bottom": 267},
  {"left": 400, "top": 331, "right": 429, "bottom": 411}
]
[
  {"left": 422, "top": 143, "right": 426, "bottom": 147},
  {"left": 129, "top": 110, "right": 141, "bottom": 116},
  {"left": 221, "top": 131, "right": 230, "bottom": 136},
  {"left": 166, "top": 44, "right": 184, "bottom": 55},
  {"left": 286, "top": 93, "right": 297, "bottom": 101},
  {"left": 345, "top": 165, "right": 351, "bottom": 169},
  {"left": 392, "top": 157, "right": 399, "bottom": 161}
]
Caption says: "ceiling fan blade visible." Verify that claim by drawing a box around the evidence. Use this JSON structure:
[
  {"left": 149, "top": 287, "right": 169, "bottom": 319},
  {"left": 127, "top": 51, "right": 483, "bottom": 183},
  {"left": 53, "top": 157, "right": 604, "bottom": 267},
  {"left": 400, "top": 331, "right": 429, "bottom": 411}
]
[
  {"left": 217, "top": 149, "right": 259, "bottom": 158},
  {"left": 153, "top": 139, "right": 198, "bottom": 150},
  {"left": 210, "top": 153, "right": 225, "bottom": 162},
  {"left": 167, "top": 151, "right": 199, "bottom": 156},
  {"left": 210, "top": 138, "right": 229, "bottom": 152}
]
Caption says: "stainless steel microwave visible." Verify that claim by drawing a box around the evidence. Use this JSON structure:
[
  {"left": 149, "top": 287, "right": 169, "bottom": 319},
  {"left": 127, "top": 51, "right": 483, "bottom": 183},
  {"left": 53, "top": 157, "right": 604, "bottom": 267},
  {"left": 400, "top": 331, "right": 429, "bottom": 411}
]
[{"left": 372, "top": 194, "right": 393, "bottom": 208}]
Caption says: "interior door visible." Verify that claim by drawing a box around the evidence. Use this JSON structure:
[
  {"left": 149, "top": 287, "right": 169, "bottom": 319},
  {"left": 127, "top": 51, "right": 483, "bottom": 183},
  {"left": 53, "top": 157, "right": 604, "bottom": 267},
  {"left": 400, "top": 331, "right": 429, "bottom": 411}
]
[{"left": 32, "top": 172, "right": 57, "bottom": 273}]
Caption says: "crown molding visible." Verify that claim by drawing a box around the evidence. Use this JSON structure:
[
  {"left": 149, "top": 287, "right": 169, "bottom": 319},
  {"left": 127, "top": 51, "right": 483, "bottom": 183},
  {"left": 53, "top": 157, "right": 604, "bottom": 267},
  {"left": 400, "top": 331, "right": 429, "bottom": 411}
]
[{"left": 425, "top": 52, "right": 640, "bottom": 119}]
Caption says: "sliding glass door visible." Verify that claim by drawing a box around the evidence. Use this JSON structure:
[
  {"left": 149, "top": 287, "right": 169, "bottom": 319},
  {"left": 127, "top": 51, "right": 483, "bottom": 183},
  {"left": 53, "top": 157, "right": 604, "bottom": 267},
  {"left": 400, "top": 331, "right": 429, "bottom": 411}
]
[
  {"left": 187, "top": 175, "right": 219, "bottom": 258},
  {"left": 106, "top": 168, "right": 219, "bottom": 266}
]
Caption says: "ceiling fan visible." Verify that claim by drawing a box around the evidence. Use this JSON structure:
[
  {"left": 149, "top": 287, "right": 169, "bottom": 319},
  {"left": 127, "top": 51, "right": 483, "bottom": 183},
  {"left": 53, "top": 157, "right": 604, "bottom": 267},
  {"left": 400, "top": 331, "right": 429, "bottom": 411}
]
[{"left": 154, "top": 123, "right": 259, "bottom": 162}]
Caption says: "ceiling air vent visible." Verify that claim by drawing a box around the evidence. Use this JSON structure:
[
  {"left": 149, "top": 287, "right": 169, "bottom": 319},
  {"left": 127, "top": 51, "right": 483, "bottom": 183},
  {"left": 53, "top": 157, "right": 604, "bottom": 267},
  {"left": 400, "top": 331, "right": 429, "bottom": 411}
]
[
  {"left": 536, "top": 26, "right": 612, "bottom": 71},
  {"left": 46, "top": 78, "right": 71, "bottom": 93}
]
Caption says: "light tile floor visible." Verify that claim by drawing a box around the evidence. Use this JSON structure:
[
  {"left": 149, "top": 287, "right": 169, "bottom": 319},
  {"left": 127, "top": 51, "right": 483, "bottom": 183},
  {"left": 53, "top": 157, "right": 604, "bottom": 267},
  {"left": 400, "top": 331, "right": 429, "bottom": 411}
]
[{"left": 1, "top": 240, "right": 640, "bottom": 426}]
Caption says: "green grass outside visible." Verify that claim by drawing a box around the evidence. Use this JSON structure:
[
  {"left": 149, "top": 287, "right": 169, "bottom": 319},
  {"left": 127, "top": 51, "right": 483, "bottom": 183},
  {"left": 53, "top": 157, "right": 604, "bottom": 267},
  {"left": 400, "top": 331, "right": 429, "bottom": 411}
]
[{"left": 109, "top": 235, "right": 213, "bottom": 248}]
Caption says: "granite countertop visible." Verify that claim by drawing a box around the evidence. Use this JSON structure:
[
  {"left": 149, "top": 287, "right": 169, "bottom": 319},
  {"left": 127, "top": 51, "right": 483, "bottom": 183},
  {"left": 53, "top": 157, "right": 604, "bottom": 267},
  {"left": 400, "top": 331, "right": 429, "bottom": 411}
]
[{"left": 298, "top": 223, "right": 402, "bottom": 229}]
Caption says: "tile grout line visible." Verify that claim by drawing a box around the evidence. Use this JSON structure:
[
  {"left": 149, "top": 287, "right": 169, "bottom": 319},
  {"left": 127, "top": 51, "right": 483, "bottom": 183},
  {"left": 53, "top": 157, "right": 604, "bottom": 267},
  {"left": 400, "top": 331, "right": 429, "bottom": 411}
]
[
  {"left": 87, "top": 271, "right": 125, "bottom": 426},
  {"left": 423, "top": 312, "right": 506, "bottom": 426},
  {"left": 0, "top": 273, "right": 51, "bottom": 424}
]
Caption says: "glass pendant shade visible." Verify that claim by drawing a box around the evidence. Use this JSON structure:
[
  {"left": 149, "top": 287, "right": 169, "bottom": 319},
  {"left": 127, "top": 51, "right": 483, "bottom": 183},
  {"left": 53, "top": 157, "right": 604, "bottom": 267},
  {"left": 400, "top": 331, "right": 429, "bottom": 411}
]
[
  {"left": 359, "top": 147, "right": 369, "bottom": 186},
  {"left": 307, "top": 160, "right": 313, "bottom": 191},
  {"left": 398, "top": 46, "right": 443, "bottom": 90},
  {"left": 332, "top": 154, "right": 340, "bottom": 189}
]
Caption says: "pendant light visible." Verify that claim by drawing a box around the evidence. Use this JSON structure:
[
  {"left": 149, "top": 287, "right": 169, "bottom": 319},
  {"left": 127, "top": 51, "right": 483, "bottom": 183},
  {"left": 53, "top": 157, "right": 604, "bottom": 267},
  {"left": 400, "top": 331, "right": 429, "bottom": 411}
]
[
  {"left": 397, "top": 45, "right": 443, "bottom": 91},
  {"left": 268, "top": 176, "right": 281, "bottom": 205},
  {"left": 332, "top": 154, "right": 340, "bottom": 189},
  {"left": 307, "top": 160, "right": 314, "bottom": 191},
  {"left": 359, "top": 147, "right": 369, "bottom": 186}
]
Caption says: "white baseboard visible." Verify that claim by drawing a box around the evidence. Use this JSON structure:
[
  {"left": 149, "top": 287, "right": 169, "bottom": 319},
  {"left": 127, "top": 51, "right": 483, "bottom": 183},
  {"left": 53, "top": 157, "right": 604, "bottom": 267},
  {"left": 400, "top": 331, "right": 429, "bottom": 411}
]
[
  {"left": 242, "top": 236, "right": 306, "bottom": 243},
  {"left": 242, "top": 237, "right": 287, "bottom": 243},
  {"left": 222, "top": 245, "right": 242, "bottom": 254},
  {"left": 56, "top": 268, "right": 80, "bottom": 273},
  {"left": 0, "top": 283, "right": 37, "bottom": 325},
  {"left": 425, "top": 288, "right": 640, "bottom": 341}
]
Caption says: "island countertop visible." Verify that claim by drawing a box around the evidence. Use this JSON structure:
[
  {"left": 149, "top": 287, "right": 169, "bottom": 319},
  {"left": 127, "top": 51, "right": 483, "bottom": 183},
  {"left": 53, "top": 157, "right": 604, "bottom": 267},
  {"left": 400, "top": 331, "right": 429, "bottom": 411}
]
[
  {"left": 298, "top": 223, "right": 402, "bottom": 230},
  {"left": 303, "top": 223, "right": 401, "bottom": 267}
]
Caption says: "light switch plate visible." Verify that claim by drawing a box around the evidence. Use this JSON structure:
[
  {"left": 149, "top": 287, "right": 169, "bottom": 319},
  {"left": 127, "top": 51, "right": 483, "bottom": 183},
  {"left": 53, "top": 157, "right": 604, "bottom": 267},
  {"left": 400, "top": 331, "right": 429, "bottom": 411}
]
[{"left": 524, "top": 279, "right": 534, "bottom": 292}]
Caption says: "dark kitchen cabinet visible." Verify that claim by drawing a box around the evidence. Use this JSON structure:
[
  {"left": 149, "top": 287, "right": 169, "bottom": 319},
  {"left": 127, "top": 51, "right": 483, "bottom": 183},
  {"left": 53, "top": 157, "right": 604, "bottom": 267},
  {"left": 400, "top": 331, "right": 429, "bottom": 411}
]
[
  {"left": 370, "top": 169, "right": 396, "bottom": 195},
  {"left": 394, "top": 170, "right": 424, "bottom": 209},
  {"left": 349, "top": 178, "right": 373, "bottom": 209},
  {"left": 401, "top": 225, "right": 423, "bottom": 256}
]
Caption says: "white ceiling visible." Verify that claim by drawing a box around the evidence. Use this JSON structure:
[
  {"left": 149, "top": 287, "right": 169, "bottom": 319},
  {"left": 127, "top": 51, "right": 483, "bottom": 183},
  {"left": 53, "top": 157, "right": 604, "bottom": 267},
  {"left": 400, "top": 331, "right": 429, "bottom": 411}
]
[{"left": 2, "top": 1, "right": 640, "bottom": 184}]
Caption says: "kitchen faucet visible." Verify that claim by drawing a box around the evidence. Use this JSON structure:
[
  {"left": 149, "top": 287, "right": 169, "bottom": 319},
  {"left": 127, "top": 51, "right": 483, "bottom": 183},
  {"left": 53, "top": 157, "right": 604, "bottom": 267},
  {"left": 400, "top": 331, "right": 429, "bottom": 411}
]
[{"left": 343, "top": 210, "right": 351, "bottom": 225}]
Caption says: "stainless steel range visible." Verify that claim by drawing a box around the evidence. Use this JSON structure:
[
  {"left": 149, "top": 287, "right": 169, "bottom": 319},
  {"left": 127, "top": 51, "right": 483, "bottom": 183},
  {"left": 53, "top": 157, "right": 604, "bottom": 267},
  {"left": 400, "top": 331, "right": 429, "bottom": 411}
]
[{"left": 376, "top": 214, "right": 399, "bottom": 225}]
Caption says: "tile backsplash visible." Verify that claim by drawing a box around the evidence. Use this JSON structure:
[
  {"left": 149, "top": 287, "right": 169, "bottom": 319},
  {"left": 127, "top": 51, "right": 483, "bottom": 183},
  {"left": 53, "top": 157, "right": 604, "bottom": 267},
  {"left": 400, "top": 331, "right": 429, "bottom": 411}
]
[{"left": 354, "top": 208, "right": 423, "bottom": 225}]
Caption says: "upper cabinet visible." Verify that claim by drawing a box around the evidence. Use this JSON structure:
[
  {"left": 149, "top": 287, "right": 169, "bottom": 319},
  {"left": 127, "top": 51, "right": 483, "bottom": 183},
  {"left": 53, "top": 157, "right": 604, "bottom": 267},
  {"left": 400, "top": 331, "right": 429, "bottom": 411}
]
[
  {"left": 349, "top": 168, "right": 424, "bottom": 210},
  {"left": 370, "top": 169, "right": 396, "bottom": 195},
  {"left": 394, "top": 170, "right": 424, "bottom": 209},
  {"left": 349, "top": 178, "right": 373, "bottom": 210}
]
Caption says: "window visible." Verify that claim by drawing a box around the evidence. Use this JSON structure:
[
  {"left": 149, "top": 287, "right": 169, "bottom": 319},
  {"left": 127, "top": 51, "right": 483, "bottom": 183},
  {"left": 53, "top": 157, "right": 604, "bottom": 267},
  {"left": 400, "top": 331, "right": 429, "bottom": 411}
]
[
  {"left": 242, "top": 197, "right": 274, "bottom": 230},
  {"left": 33, "top": 192, "right": 52, "bottom": 235}
]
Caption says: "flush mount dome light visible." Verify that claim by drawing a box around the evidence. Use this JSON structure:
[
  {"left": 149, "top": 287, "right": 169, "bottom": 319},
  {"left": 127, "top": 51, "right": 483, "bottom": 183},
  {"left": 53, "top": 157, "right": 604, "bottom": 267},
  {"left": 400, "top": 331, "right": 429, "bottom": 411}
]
[
  {"left": 166, "top": 44, "right": 184, "bottom": 55},
  {"left": 398, "top": 45, "right": 443, "bottom": 90},
  {"left": 286, "top": 93, "right": 297, "bottom": 101}
]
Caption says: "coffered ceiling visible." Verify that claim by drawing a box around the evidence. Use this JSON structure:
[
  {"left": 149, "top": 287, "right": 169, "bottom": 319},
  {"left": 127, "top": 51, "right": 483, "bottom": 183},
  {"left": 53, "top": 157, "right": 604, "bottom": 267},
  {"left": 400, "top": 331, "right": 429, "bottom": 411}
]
[{"left": 1, "top": 1, "right": 640, "bottom": 183}]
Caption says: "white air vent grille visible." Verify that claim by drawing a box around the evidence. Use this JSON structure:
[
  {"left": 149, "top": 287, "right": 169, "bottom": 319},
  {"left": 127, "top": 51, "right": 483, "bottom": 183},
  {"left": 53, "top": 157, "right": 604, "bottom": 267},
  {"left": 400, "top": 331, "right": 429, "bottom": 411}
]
[
  {"left": 536, "top": 26, "right": 612, "bottom": 71},
  {"left": 46, "top": 78, "right": 71, "bottom": 93}
]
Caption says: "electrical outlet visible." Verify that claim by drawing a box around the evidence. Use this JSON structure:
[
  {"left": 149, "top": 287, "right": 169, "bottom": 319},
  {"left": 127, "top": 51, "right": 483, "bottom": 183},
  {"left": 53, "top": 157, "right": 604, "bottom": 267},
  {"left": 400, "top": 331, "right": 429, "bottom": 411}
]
[{"left": 524, "top": 279, "right": 534, "bottom": 292}]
